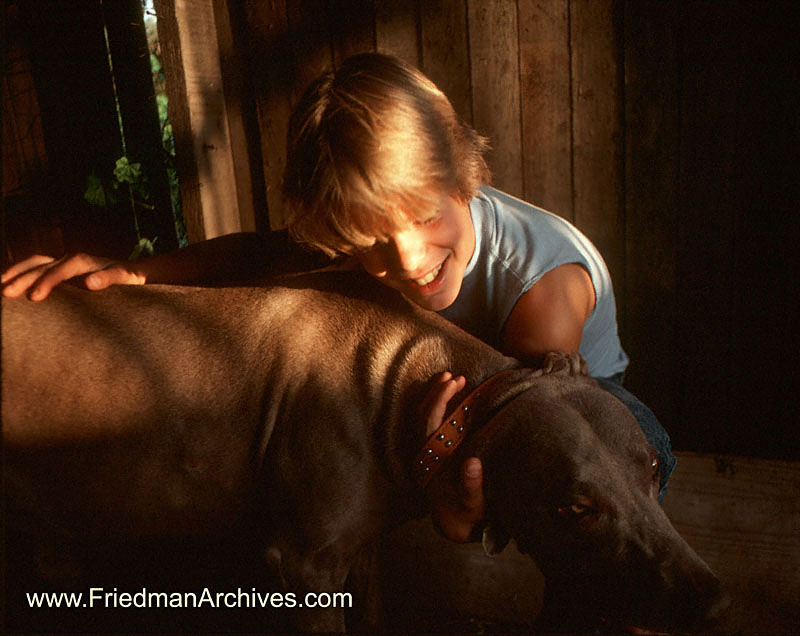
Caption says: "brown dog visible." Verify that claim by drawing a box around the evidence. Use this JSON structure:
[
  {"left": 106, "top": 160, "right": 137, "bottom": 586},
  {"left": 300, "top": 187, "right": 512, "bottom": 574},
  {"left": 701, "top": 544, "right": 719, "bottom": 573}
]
[{"left": 2, "top": 271, "right": 727, "bottom": 632}]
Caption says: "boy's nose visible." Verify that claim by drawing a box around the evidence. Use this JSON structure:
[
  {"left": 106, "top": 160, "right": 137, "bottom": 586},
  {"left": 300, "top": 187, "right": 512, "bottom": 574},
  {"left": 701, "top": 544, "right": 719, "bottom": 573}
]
[{"left": 390, "top": 228, "right": 426, "bottom": 273}]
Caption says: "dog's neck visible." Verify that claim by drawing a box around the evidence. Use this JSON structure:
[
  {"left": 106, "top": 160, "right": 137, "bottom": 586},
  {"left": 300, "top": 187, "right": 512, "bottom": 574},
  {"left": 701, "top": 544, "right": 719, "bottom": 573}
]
[{"left": 413, "top": 370, "right": 520, "bottom": 488}]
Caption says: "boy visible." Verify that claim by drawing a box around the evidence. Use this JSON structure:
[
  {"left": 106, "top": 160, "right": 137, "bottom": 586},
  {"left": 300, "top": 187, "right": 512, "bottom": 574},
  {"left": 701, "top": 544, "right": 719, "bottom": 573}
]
[{"left": 2, "top": 53, "right": 675, "bottom": 541}]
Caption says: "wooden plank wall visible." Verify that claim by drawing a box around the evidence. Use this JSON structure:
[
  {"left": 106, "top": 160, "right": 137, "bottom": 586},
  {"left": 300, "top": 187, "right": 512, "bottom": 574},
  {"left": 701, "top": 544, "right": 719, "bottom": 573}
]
[{"left": 236, "top": 0, "right": 799, "bottom": 460}]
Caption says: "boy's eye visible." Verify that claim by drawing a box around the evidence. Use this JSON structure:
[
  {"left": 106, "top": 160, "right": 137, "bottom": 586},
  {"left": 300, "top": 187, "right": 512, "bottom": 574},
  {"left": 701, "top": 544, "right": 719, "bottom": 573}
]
[
  {"left": 415, "top": 214, "right": 440, "bottom": 227},
  {"left": 353, "top": 242, "right": 377, "bottom": 254},
  {"left": 351, "top": 236, "right": 388, "bottom": 255}
]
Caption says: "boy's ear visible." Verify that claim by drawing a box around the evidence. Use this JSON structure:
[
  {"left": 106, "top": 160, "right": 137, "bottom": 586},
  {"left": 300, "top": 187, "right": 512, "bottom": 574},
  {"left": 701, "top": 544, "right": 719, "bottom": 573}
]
[{"left": 481, "top": 523, "right": 510, "bottom": 556}]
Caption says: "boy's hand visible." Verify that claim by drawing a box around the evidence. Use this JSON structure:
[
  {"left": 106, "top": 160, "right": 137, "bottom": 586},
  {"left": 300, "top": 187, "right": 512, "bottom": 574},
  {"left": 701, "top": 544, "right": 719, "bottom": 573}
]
[
  {"left": 420, "top": 372, "right": 486, "bottom": 543},
  {"left": 428, "top": 457, "right": 486, "bottom": 543},
  {"left": 421, "top": 371, "right": 466, "bottom": 436},
  {"left": 1, "top": 253, "right": 145, "bottom": 301}
]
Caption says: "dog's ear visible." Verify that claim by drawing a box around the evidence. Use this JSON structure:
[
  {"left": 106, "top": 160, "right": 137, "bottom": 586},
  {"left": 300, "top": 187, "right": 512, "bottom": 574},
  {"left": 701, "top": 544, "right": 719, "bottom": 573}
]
[
  {"left": 536, "top": 351, "right": 589, "bottom": 377},
  {"left": 481, "top": 523, "right": 510, "bottom": 556}
]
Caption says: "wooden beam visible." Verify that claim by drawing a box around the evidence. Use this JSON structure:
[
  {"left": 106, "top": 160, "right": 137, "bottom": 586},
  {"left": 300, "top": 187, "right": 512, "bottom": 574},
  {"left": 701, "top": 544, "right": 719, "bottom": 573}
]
[
  {"left": 245, "top": 0, "right": 292, "bottom": 229},
  {"left": 375, "top": 0, "right": 419, "bottom": 66},
  {"left": 286, "top": 0, "right": 333, "bottom": 103},
  {"left": 153, "top": 0, "right": 255, "bottom": 241},
  {"left": 420, "top": 0, "right": 472, "bottom": 126},
  {"left": 211, "top": 0, "right": 260, "bottom": 233},
  {"left": 518, "top": 0, "right": 572, "bottom": 216},
  {"left": 621, "top": 0, "right": 680, "bottom": 428},
  {"left": 674, "top": 0, "right": 739, "bottom": 448},
  {"left": 569, "top": 0, "right": 625, "bottom": 295},
  {"left": 467, "top": 0, "right": 523, "bottom": 197},
  {"left": 329, "top": 0, "right": 376, "bottom": 65}
]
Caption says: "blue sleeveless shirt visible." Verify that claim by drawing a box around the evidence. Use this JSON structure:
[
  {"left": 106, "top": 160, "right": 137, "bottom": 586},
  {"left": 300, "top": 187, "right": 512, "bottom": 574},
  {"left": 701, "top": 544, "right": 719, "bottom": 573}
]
[{"left": 438, "top": 187, "right": 628, "bottom": 378}]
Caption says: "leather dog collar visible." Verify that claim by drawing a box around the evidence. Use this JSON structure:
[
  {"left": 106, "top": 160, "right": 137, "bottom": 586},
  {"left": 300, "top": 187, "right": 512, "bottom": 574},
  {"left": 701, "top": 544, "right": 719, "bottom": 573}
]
[{"left": 414, "top": 370, "right": 518, "bottom": 488}]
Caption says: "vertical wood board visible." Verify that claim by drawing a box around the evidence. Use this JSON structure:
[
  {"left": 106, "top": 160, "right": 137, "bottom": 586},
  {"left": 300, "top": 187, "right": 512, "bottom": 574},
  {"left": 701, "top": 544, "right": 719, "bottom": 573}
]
[
  {"left": 517, "top": 0, "right": 572, "bottom": 218},
  {"left": 467, "top": 0, "right": 523, "bottom": 197},
  {"left": 245, "top": 0, "right": 292, "bottom": 228},
  {"left": 621, "top": 0, "right": 680, "bottom": 427},
  {"left": 286, "top": 0, "right": 334, "bottom": 102},
  {"left": 674, "top": 1, "right": 739, "bottom": 448},
  {"left": 211, "top": 0, "right": 258, "bottom": 233},
  {"left": 569, "top": 0, "right": 625, "bottom": 297},
  {"left": 162, "top": 0, "right": 248, "bottom": 240},
  {"left": 420, "top": 0, "right": 472, "bottom": 126},
  {"left": 154, "top": 0, "right": 204, "bottom": 243},
  {"left": 375, "top": 0, "right": 419, "bottom": 66},
  {"left": 329, "top": 0, "right": 376, "bottom": 65}
]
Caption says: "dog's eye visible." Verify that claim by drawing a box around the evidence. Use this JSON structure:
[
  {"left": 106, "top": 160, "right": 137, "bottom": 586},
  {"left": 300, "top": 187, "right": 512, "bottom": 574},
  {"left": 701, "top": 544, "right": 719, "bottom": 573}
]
[
  {"left": 558, "top": 501, "right": 597, "bottom": 519},
  {"left": 651, "top": 455, "right": 660, "bottom": 481}
]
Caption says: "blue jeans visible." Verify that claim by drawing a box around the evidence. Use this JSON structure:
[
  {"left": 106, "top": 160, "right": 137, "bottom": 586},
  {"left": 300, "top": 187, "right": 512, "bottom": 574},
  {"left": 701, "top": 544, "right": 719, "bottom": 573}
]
[{"left": 594, "top": 374, "right": 676, "bottom": 501}]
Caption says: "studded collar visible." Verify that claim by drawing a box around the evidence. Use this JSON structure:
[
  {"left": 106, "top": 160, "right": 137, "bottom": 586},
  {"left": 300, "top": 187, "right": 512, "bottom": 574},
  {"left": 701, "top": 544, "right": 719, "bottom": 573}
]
[{"left": 413, "top": 370, "right": 519, "bottom": 488}]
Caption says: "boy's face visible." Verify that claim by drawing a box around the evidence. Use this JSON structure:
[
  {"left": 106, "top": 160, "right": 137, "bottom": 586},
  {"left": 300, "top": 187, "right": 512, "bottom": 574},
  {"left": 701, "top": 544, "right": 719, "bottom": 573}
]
[{"left": 356, "top": 194, "right": 475, "bottom": 311}]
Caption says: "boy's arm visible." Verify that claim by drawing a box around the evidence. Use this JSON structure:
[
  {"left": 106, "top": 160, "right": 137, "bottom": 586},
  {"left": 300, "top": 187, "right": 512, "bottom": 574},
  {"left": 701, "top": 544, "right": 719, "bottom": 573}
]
[
  {"left": 2, "top": 230, "right": 329, "bottom": 301},
  {"left": 138, "top": 230, "right": 330, "bottom": 283},
  {"left": 501, "top": 262, "right": 595, "bottom": 366}
]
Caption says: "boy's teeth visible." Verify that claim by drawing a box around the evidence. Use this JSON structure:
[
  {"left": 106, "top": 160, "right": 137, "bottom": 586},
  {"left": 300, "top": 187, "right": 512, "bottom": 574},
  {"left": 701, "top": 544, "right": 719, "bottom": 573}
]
[{"left": 414, "top": 263, "right": 442, "bottom": 286}]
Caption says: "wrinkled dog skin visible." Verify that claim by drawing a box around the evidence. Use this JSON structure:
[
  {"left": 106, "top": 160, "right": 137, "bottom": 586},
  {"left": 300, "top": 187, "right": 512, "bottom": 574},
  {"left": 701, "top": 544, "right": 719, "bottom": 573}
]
[{"left": 2, "top": 271, "right": 727, "bottom": 632}]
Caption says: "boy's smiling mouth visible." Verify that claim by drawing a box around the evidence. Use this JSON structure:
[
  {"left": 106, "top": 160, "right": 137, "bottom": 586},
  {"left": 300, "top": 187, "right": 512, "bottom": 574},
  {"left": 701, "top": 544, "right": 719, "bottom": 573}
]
[{"left": 412, "top": 261, "right": 444, "bottom": 286}]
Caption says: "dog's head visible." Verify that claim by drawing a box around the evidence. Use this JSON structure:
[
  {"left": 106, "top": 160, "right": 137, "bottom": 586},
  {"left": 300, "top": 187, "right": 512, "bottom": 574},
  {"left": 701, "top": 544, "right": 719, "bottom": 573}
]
[{"left": 458, "top": 356, "right": 728, "bottom": 632}]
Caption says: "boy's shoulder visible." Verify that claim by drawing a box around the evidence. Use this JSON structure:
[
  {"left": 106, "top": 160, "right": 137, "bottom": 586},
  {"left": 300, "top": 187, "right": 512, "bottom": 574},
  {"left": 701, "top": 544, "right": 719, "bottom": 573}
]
[{"left": 473, "top": 186, "right": 574, "bottom": 252}]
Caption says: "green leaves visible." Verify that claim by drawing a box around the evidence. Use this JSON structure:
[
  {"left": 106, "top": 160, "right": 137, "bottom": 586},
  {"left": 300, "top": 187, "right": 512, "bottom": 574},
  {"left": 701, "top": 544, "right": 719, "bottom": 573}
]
[
  {"left": 84, "top": 155, "right": 157, "bottom": 255},
  {"left": 113, "top": 156, "right": 151, "bottom": 204},
  {"left": 84, "top": 171, "right": 116, "bottom": 207},
  {"left": 113, "top": 156, "right": 143, "bottom": 185},
  {"left": 85, "top": 156, "right": 149, "bottom": 206},
  {"left": 129, "top": 237, "right": 157, "bottom": 260}
]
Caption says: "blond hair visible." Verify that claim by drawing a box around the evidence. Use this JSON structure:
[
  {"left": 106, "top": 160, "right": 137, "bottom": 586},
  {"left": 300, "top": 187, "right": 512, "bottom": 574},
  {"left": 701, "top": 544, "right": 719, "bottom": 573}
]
[{"left": 282, "top": 53, "right": 490, "bottom": 256}]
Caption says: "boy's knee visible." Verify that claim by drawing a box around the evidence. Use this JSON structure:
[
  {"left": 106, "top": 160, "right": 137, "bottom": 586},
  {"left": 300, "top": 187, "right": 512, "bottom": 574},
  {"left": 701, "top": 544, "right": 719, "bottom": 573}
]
[{"left": 594, "top": 375, "right": 676, "bottom": 499}]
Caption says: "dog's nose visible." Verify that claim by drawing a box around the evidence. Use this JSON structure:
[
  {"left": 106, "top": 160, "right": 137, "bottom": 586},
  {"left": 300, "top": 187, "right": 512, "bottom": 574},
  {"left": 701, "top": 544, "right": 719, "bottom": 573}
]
[
  {"left": 687, "top": 575, "right": 730, "bottom": 629},
  {"left": 703, "top": 585, "right": 731, "bottom": 623}
]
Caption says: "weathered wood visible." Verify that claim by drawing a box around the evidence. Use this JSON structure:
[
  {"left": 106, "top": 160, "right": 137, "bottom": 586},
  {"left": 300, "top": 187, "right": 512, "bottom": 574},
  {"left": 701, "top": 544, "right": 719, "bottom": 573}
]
[
  {"left": 375, "top": 0, "right": 419, "bottom": 66},
  {"left": 245, "top": 0, "right": 292, "bottom": 229},
  {"left": 154, "top": 0, "right": 202, "bottom": 243},
  {"left": 663, "top": 452, "right": 800, "bottom": 634},
  {"left": 153, "top": 0, "right": 251, "bottom": 241},
  {"left": 467, "top": 0, "right": 523, "bottom": 197},
  {"left": 723, "top": 4, "right": 799, "bottom": 457},
  {"left": 569, "top": 0, "right": 625, "bottom": 315},
  {"left": 518, "top": 0, "right": 572, "bottom": 217},
  {"left": 211, "top": 0, "right": 259, "bottom": 233},
  {"left": 329, "top": 0, "right": 376, "bottom": 65},
  {"left": 621, "top": 0, "right": 680, "bottom": 429},
  {"left": 419, "top": 0, "right": 472, "bottom": 125},
  {"left": 286, "top": 0, "right": 333, "bottom": 102},
  {"left": 674, "top": 1, "right": 739, "bottom": 450}
]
